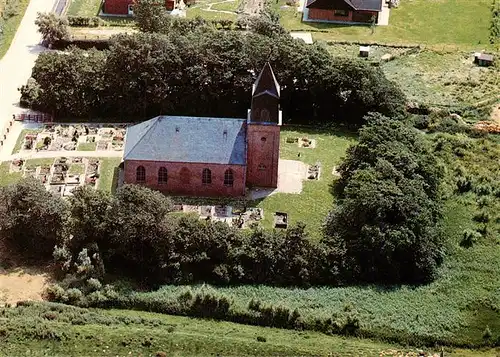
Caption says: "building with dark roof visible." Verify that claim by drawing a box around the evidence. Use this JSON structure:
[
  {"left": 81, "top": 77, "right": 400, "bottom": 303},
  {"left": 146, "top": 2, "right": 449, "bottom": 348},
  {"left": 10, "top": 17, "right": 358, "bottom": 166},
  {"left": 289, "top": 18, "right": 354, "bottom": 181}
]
[
  {"left": 304, "top": 0, "right": 383, "bottom": 24},
  {"left": 122, "top": 63, "right": 282, "bottom": 197}
]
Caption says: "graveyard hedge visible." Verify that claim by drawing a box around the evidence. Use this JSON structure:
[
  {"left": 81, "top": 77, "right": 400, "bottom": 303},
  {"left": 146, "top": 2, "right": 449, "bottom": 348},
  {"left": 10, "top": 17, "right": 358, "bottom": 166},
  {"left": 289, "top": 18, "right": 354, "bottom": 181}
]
[{"left": 21, "top": 28, "right": 406, "bottom": 128}]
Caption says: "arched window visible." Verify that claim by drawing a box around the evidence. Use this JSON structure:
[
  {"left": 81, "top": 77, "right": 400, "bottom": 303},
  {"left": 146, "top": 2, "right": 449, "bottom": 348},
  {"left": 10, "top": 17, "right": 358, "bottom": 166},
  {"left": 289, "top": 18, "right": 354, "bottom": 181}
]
[
  {"left": 202, "top": 168, "right": 212, "bottom": 184},
  {"left": 180, "top": 167, "right": 190, "bottom": 184},
  {"left": 260, "top": 109, "right": 270, "bottom": 122},
  {"left": 136, "top": 166, "right": 146, "bottom": 183},
  {"left": 258, "top": 163, "right": 266, "bottom": 171},
  {"left": 224, "top": 169, "right": 234, "bottom": 187},
  {"left": 158, "top": 167, "right": 168, "bottom": 184}
]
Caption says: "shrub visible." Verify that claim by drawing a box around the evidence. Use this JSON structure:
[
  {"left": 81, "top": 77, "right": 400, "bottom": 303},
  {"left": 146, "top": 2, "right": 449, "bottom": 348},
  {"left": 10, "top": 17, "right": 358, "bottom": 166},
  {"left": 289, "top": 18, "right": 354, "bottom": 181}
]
[
  {"left": 473, "top": 211, "right": 490, "bottom": 223},
  {"left": 256, "top": 336, "right": 267, "bottom": 342},
  {"left": 483, "top": 325, "right": 493, "bottom": 339},
  {"left": 66, "top": 288, "right": 84, "bottom": 303},
  {"left": 67, "top": 16, "right": 104, "bottom": 27},
  {"left": 3, "top": 0, "right": 20, "bottom": 18},
  {"left": 35, "top": 12, "right": 69, "bottom": 46},
  {"left": 457, "top": 176, "right": 473, "bottom": 193},
  {"left": 460, "top": 229, "right": 482, "bottom": 248}
]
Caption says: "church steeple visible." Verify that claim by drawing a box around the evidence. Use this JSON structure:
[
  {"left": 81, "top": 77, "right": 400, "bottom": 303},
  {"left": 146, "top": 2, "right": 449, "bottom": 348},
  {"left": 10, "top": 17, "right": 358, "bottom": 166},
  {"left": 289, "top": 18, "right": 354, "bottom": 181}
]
[{"left": 249, "top": 63, "right": 281, "bottom": 125}]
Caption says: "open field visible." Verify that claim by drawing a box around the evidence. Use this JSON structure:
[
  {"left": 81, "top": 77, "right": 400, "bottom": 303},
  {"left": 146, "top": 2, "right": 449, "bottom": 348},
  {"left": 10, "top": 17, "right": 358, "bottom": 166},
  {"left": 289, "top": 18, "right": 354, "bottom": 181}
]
[
  {"left": 2, "top": 302, "right": 499, "bottom": 356},
  {"left": 278, "top": 0, "right": 492, "bottom": 48},
  {"left": 324, "top": 45, "right": 500, "bottom": 109},
  {"left": 0, "top": 0, "right": 30, "bottom": 59}
]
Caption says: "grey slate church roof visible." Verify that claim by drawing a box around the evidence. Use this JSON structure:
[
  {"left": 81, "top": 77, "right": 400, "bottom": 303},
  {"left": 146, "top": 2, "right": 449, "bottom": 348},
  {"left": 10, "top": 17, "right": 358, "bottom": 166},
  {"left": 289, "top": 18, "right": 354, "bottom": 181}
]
[{"left": 124, "top": 116, "right": 247, "bottom": 165}]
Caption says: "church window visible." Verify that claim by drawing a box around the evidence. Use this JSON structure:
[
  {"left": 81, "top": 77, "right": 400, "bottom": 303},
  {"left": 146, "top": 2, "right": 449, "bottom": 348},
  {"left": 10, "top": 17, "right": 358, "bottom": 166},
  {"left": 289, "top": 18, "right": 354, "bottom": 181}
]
[
  {"left": 202, "top": 168, "right": 212, "bottom": 184},
  {"left": 261, "top": 137, "right": 267, "bottom": 142},
  {"left": 136, "top": 166, "right": 146, "bottom": 183},
  {"left": 258, "top": 163, "right": 266, "bottom": 171},
  {"left": 158, "top": 167, "right": 168, "bottom": 184},
  {"left": 224, "top": 169, "right": 234, "bottom": 187},
  {"left": 260, "top": 109, "right": 270, "bottom": 122},
  {"left": 180, "top": 167, "right": 191, "bottom": 183}
]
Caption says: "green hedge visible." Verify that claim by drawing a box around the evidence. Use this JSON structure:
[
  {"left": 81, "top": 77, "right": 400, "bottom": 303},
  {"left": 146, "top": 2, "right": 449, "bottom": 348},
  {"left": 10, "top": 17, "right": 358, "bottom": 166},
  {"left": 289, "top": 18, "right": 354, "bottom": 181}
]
[{"left": 67, "top": 16, "right": 104, "bottom": 27}]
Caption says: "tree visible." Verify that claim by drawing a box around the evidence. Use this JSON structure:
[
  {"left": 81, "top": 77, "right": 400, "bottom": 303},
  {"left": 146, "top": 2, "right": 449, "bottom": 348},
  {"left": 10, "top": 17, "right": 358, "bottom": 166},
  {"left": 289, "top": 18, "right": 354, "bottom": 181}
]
[
  {"left": 324, "top": 116, "right": 444, "bottom": 284},
  {"left": 132, "top": 0, "right": 171, "bottom": 33},
  {"left": 0, "top": 178, "right": 69, "bottom": 260},
  {"left": 35, "top": 12, "right": 69, "bottom": 47}
]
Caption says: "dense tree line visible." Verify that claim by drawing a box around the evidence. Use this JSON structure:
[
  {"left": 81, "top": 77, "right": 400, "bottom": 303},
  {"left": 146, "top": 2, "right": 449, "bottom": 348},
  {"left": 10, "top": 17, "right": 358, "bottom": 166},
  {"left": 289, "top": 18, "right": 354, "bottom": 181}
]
[
  {"left": 21, "top": 27, "right": 405, "bottom": 127},
  {"left": 324, "top": 114, "right": 445, "bottom": 283}
]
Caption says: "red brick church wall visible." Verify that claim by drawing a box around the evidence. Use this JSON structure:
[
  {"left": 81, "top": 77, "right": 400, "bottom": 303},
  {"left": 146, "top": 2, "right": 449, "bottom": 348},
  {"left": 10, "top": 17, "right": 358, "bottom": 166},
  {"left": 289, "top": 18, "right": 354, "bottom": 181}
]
[
  {"left": 124, "top": 160, "right": 247, "bottom": 197},
  {"left": 245, "top": 124, "right": 280, "bottom": 188}
]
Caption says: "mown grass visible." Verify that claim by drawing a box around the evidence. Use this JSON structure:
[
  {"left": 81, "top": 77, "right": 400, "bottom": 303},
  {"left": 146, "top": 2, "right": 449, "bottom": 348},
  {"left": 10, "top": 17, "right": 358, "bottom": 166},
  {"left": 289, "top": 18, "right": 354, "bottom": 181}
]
[
  {"left": 255, "top": 127, "right": 356, "bottom": 240},
  {"left": 1, "top": 301, "right": 497, "bottom": 356},
  {"left": 186, "top": 6, "right": 237, "bottom": 20},
  {"left": 278, "top": 0, "right": 492, "bottom": 48},
  {"left": 210, "top": 0, "right": 241, "bottom": 12},
  {"left": 66, "top": 0, "right": 102, "bottom": 16},
  {"left": 0, "top": 0, "right": 29, "bottom": 59},
  {"left": 76, "top": 142, "right": 97, "bottom": 151},
  {"left": 0, "top": 162, "right": 22, "bottom": 186},
  {"left": 68, "top": 163, "right": 85, "bottom": 175},
  {"left": 97, "top": 157, "right": 121, "bottom": 193}
]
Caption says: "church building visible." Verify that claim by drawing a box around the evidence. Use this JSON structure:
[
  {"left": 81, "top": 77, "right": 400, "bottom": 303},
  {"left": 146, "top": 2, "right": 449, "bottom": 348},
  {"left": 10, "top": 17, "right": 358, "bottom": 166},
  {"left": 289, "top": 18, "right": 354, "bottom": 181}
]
[{"left": 122, "top": 63, "right": 282, "bottom": 197}]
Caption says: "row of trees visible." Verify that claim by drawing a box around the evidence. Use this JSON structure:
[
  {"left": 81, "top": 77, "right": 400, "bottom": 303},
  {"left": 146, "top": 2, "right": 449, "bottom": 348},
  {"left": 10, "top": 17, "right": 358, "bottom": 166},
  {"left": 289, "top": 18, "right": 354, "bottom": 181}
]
[
  {"left": 324, "top": 114, "right": 445, "bottom": 283},
  {"left": 24, "top": 16, "right": 405, "bottom": 128}
]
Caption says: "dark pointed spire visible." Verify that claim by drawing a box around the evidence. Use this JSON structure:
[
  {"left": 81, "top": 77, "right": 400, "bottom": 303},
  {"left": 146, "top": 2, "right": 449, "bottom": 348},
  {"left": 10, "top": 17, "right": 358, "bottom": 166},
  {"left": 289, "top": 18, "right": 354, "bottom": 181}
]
[{"left": 252, "top": 62, "right": 280, "bottom": 99}]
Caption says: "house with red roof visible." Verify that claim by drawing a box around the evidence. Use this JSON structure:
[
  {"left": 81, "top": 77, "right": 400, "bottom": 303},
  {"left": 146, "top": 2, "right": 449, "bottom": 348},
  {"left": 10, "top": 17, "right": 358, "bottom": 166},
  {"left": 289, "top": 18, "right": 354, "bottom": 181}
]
[{"left": 303, "top": 0, "right": 384, "bottom": 24}]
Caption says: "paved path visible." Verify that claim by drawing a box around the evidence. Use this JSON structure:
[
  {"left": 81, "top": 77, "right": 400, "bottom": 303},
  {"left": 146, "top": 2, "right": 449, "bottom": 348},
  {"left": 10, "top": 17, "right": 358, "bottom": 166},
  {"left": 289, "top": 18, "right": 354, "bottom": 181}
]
[
  {"left": 0, "top": 0, "right": 58, "bottom": 158},
  {"left": 7, "top": 150, "right": 124, "bottom": 161}
]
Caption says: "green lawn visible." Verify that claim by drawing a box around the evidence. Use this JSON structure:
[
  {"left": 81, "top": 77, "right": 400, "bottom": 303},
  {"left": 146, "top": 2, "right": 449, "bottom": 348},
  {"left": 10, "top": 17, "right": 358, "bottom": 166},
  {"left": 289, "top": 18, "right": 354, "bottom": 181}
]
[
  {"left": 1, "top": 302, "right": 497, "bottom": 356},
  {"left": 68, "top": 163, "right": 85, "bottom": 175},
  {"left": 66, "top": 0, "right": 102, "bottom": 16},
  {"left": 0, "top": 0, "right": 30, "bottom": 59},
  {"left": 0, "top": 162, "right": 22, "bottom": 186},
  {"left": 186, "top": 6, "right": 237, "bottom": 20},
  {"left": 279, "top": 0, "right": 492, "bottom": 47},
  {"left": 24, "top": 158, "right": 55, "bottom": 169},
  {"left": 256, "top": 127, "right": 356, "bottom": 240},
  {"left": 97, "top": 157, "right": 121, "bottom": 193},
  {"left": 211, "top": 0, "right": 241, "bottom": 12},
  {"left": 76, "top": 142, "right": 97, "bottom": 151}
]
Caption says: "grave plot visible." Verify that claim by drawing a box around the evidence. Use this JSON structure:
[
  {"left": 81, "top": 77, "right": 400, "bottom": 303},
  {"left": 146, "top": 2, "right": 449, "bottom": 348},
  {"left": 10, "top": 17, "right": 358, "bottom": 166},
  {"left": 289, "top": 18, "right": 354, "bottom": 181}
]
[
  {"left": 22, "top": 134, "right": 37, "bottom": 151},
  {"left": 36, "top": 165, "right": 51, "bottom": 184},
  {"left": 34, "top": 135, "right": 53, "bottom": 151},
  {"left": 10, "top": 159, "right": 24, "bottom": 173},
  {"left": 298, "top": 137, "right": 316, "bottom": 148},
  {"left": 307, "top": 162, "right": 321, "bottom": 180},
  {"left": 50, "top": 159, "right": 69, "bottom": 185},
  {"left": 274, "top": 212, "right": 288, "bottom": 229},
  {"left": 111, "top": 129, "right": 126, "bottom": 151},
  {"left": 85, "top": 159, "right": 100, "bottom": 185}
]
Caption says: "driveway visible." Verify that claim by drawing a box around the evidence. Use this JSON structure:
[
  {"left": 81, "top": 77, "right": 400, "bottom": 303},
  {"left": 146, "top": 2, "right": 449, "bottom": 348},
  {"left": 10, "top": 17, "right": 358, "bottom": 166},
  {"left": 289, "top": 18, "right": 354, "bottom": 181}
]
[{"left": 0, "top": 0, "right": 58, "bottom": 159}]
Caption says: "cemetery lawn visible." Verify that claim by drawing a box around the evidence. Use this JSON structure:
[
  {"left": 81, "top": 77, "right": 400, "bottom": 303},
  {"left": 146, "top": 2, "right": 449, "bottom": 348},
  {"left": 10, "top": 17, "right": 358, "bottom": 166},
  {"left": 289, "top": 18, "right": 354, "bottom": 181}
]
[
  {"left": 1, "top": 302, "right": 496, "bottom": 357},
  {"left": 0, "top": 162, "right": 22, "bottom": 186},
  {"left": 0, "top": 0, "right": 30, "bottom": 59},
  {"left": 278, "top": 0, "right": 491, "bottom": 48},
  {"left": 66, "top": 0, "right": 102, "bottom": 16},
  {"left": 77, "top": 142, "right": 97, "bottom": 151},
  {"left": 68, "top": 163, "right": 85, "bottom": 175},
  {"left": 256, "top": 127, "right": 356, "bottom": 240},
  {"left": 97, "top": 157, "right": 121, "bottom": 193}
]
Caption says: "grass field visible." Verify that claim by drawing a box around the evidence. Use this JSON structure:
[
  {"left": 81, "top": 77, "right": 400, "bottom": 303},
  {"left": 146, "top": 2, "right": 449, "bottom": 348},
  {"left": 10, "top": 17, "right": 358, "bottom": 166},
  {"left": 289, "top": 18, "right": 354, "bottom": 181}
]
[
  {"left": 97, "top": 157, "right": 121, "bottom": 193},
  {"left": 255, "top": 127, "right": 356, "bottom": 239},
  {"left": 0, "top": 162, "right": 22, "bottom": 186},
  {"left": 66, "top": 0, "right": 102, "bottom": 16},
  {"left": 278, "top": 0, "right": 492, "bottom": 47},
  {"left": 76, "top": 142, "right": 97, "bottom": 151},
  {"left": 2, "top": 302, "right": 498, "bottom": 357},
  {"left": 324, "top": 45, "right": 500, "bottom": 109},
  {"left": 0, "top": 0, "right": 30, "bottom": 59}
]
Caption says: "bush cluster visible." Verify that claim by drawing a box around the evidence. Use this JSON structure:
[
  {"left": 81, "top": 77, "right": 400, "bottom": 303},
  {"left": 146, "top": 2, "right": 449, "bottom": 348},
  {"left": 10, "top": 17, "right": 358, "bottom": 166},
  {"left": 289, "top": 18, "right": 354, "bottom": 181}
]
[
  {"left": 490, "top": 0, "right": 500, "bottom": 45},
  {"left": 67, "top": 16, "right": 104, "bottom": 27},
  {"left": 324, "top": 114, "right": 445, "bottom": 284}
]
